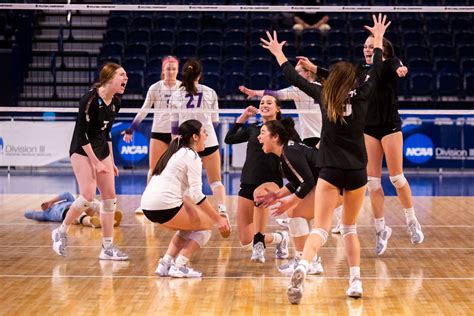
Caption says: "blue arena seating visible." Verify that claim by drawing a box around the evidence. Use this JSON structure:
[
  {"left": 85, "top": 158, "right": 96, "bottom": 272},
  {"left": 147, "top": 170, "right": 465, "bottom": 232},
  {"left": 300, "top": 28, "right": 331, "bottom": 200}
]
[{"left": 99, "top": 5, "right": 474, "bottom": 98}]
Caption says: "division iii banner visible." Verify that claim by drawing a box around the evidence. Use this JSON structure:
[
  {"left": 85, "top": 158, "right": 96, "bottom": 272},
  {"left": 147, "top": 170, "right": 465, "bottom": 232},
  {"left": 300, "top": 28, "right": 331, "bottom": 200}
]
[{"left": 0, "top": 121, "right": 74, "bottom": 166}]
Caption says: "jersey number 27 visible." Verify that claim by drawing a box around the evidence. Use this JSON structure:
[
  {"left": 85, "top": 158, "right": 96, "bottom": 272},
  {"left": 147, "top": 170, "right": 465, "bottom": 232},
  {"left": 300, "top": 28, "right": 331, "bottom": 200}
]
[{"left": 185, "top": 93, "right": 203, "bottom": 109}]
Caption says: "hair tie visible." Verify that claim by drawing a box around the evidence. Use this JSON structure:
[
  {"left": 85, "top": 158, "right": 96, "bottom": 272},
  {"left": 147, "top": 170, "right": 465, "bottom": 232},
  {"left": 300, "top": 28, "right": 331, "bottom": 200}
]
[
  {"left": 187, "top": 65, "right": 193, "bottom": 70},
  {"left": 176, "top": 135, "right": 183, "bottom": 146}
]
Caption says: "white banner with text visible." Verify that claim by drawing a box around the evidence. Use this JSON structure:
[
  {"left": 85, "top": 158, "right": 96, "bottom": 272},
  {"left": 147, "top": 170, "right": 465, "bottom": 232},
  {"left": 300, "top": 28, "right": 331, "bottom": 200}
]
[{"left": 0, "top": 121, "right": 74, "bottom": 166}]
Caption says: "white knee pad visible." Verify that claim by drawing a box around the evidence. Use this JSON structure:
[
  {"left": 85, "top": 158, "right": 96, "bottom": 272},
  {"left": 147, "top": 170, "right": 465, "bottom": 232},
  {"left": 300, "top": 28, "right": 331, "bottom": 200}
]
[
  {"left": 240, "top": 242, "right": 253, "bottom": 251},
  {"left": 389, "top": 174, "right": 407, "bottom": 189},
  {"left": 89, "top": 199, "right": 101, "bottom": 213},
  {"left": 209, "top": 181, "right": 224, "bottom": 191},
  {"left": 289, "top": 217, "right": 310, "bottom": 237},
  {"left": 310, "top": 228, "right": 328, "bottom": 245},
  {"left": 101, "top": 198, "right": 117, "bottom": 213},
  {"left": 188, "top": 230, "right": 212, "bottom": 247},
  {"left": 367, "top": 176, "right": 382, "bottom": 192},
  {"left": 71, "top": 195, "right": 93, "bottom": 213},
  {"left": 341, "top": 224, "right": 357, "bottom": 238},
  {"left": 176, "top": 230, "right": 192, "bottom": 240}
]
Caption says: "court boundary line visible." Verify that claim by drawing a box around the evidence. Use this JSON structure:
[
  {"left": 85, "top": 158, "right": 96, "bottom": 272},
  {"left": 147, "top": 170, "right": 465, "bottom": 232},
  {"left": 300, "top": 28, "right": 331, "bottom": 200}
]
[
  {"left": 0, "top": 223, "right": 473, "bottom": 228},
  {"left": 0, "top": 245, "right": 472, "bottom": 250},
  {"left": 0, "top": 274, "right": 472, "bottom": 281}
]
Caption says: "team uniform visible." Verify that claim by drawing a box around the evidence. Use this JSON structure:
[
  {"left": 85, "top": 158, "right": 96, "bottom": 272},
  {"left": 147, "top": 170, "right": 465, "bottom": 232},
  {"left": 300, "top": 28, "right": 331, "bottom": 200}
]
[
  {"left": 128, "top": 80, "right": 181, "bottom": 143},
  {"left": 140, "top": 147, "right": 206, "bottom": 224},
  {"left": 280, "top": 140, "right": 319, "bottom": 199},
  {"left": 24, "top": 192, "right": 75, "bottom": 222},
  {"left": 281, "top": 48, "right": 384, "bottom": 190},
  {"left": 69, "top": 88, "right": 120, "bottom": 160},
  {"left": 358, "top": 58, "right": 404, "bottom": 140},
  {"left": 224, "top": 122, "right": 283, "bottom": 201},
  {"left": 169, "top": 84, "right": 220, "bottom": 156},
  {"left": 264, "top": 86, "right": 323, "bottom": 147}
]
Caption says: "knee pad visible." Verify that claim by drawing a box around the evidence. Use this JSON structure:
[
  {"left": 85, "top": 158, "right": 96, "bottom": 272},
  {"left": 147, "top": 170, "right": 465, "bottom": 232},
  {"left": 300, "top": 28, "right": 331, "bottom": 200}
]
[
  {"left": 176, "top": 230, "right": 192, "bottom": 240},
  {"left": 71, "top": 195, "right": 93, "bottom": 213},
  {"left": 209, "top": 181, "right": 224, "bottom": 191},
  {"left": 367, "top": 176, "right": 382, "bottom": 192},
  {"left": 89, "top": 199, "right": 101, "bottom": 214},
  {"left": 188, "top": 230, "right": 212, "bottom": 247},
  {"left": 240, "top": 242, "right": 253, "bottom": 251},
  {"left": 101, "top": 198, "right": 117, "bottom": 213},
  {"left": 389, "top": 174, "right": 407, "bottom": 189},
  {"left": 310, "top": 228, "right": 328, "bottom": 245},
  {"left": 341, "top": 224, "right": 357, "bottom": 238},
  {"left": 288, "top": 217, "right": 310, "bottom": 237}
]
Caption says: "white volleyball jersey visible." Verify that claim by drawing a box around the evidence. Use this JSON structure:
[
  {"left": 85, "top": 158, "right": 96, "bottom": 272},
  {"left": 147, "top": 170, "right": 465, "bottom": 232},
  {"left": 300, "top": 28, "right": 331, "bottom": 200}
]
[
  {"left": 272, "top": 83, "right": 322, "bottom": 139},
  {"left": 169, "top": 84, "right": 220, "bottom": 148},
  {"left": 135, "top": 80, "right": 181, "bottom": 133},
  {"left": 140, "top": 147, "right": 205, "bottom": 210}
]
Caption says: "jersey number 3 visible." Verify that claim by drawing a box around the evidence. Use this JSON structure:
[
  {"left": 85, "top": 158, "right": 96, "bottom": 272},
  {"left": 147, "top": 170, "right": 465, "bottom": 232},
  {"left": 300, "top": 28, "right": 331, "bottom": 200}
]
[{"left": 185, "top": 93, "right": 203, "bottom": 109}]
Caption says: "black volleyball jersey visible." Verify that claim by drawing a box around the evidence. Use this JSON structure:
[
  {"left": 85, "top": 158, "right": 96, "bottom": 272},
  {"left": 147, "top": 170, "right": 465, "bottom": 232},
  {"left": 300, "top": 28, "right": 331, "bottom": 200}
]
[
  {"left": 225, "top": 122, "right": 283, "bottom": 187},
  {"left": 69, "top": 89, "right": 121, "bottom": 160},
  {"left": 281, "top": 48, "right": 383, "bottom": 169},
  {"left": 281, "top": 140, "right": 319, "bottom": 199},
  {"left": 357, "top": 57, "right": 404, "bottom": 126}
]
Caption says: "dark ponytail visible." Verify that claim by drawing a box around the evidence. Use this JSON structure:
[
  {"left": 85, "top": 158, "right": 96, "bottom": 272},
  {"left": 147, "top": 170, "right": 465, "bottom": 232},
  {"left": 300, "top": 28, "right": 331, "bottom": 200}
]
[
  {"left": 181, "top": 59, "right": 202, "bottom": 95},
  {"left": 382, "top": 37, "right": 394, "bottom": 59},
  {"left": 275, "top": 97, "right": 282, "bottom": 120},
  {"left": 264, "top": 117, "right": 301, "bottom": 145},
  {"left": 153, "top": 119, "right": 202, "bottom": 175}
]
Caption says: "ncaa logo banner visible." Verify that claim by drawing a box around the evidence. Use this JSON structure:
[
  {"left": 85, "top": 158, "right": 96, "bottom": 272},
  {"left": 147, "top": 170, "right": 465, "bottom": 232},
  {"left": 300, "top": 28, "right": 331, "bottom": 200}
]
[
  {"left": 112, "top": 121, "right": 151, "bottom": 167},
  {"left": 401, "top": 118, "right": 473, "bottom": 168}
]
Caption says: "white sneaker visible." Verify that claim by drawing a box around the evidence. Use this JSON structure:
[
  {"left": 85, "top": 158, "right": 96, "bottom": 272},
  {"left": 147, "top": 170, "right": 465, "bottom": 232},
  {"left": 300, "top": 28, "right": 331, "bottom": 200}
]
[
  {"left": 278, "top": 257, "right": 299, "bottom": 275},
  {"left": 276, "top": 218, "right": 290, "bottom": 228},
  {"left": 307, "top": 256, "right": 324, "bottom": 275},
  {"left": 346, "top": 277, "right": 363, "bottom": 298},
  {"left": 275, "top": 231, "right": 289, "bottom": 259},
  {"left": 407, "top": 220, "right": 424, "bottom": 244},
  {"left": 278, "top": 256, "right": 323, "bottom": 275},
  {"left": 375, "top": 226, "right": 392, "bottom": 256},
  {"left": 99, "top": 244, "right": 129, "bottom": 261},
  {"left": 169, "top": 263, "right": 202, "bottom": 278},
  {"left": 155, "top": 258, "right": 172, "bottom": 276},
  {"left": 332, "top": 218, "right": 342, "bottom": 234},
  {"left": 287, "top": 264, "right": 306, "bottom": 304},
  {"left": 251, "top": 241, "right": 265, "bottom": 263},
  {"left": 51, "top": 227, "right": 67, "bottom": 257},
  {"left": 134, "top": 207, "right": 143, "bottom": 215}
]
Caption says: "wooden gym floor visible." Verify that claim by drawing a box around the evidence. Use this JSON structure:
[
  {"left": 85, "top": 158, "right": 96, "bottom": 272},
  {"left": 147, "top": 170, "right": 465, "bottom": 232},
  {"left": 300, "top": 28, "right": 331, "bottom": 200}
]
[{"left": 0, "top": 194, "right": 472, "bottom": 315}]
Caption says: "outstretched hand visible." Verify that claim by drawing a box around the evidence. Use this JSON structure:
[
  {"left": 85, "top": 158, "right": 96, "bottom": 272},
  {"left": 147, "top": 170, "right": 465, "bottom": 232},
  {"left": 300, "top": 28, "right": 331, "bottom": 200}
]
[
  {"left": 364, "top": 13, "right": 391, "bottom": 37},
  {"left": 239, "top": 86, "right": 257, "bottom": 99},
  {"left": 260, "top": 30, "right": 287, "bottom": 57}
]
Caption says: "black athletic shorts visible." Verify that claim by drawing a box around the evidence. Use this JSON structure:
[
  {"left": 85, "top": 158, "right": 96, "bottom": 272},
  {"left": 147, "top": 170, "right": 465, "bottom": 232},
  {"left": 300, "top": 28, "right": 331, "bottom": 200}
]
[
  {"left": 151, "top": 132, "right": 172, "bottom": 144},
  {"left": 238, "top": 183, "right": 258, "bottom": 201},
  {"left": 143, "top": 204, "right": 183, "bottom": 224},
  {"left": 364, "top": 122, "right": 402, "bottom": 141},
  {"left": 303, "top": 137, "right": 320, "bottom": 148},
  {"left": 198, "top": 145, "right": 219, "bottom": 157},
  {"left": 319, "top": 167, "right": 367, "bottom": 191}
]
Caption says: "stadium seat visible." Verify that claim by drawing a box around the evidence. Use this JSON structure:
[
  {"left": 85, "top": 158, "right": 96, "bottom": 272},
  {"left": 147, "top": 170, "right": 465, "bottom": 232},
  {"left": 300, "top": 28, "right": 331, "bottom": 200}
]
[
  {"left": 249, "top": 72, "right": 272, "bottom": 90},
  {"left": 411, "top": 73, "right": 433, "bottom": 96},
  {"left": 437, "top": 73, "right": 461, "bottom": 97},
  {"left": 149, "top": 43, "right": 173, "bottom": 59},
  {"left": 198, "top": 43, "right": 222, "bottom": 58},
  {"left": 151, "top": 29, "right": 174, "bottom": 45},
  {"left": 127, "top": 29, "right": 150, "bottom": 45}
]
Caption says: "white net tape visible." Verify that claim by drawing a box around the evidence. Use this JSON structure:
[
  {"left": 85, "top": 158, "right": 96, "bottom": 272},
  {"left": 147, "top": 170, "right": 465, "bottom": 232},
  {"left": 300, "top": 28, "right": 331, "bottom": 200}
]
[{"left": 0, "top": 3, "right": 473, "bottom": 12}]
